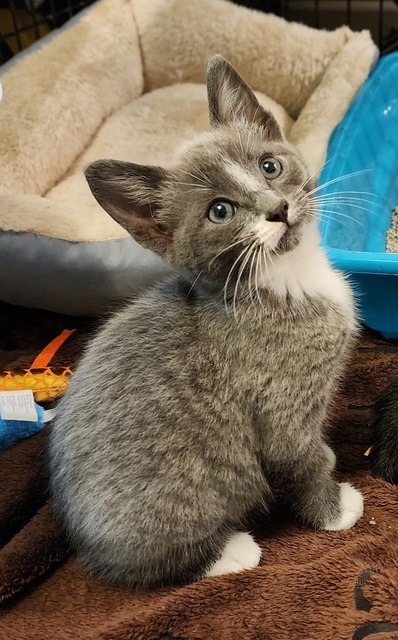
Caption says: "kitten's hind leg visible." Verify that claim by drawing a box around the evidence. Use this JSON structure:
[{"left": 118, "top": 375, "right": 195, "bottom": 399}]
[{"left": 204, "top": 532, "right": 261, "bottom": 578}]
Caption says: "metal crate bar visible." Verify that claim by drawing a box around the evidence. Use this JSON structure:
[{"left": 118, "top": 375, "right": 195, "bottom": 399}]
[
  {"left": 278, "top": 0, "right": 398, "bottom": 54},
  {"left": 0, "top": 0, "right": 96, "bottom": 65},
  {"left": 1, "top": 0, "right": 398, "bottom": 67}
]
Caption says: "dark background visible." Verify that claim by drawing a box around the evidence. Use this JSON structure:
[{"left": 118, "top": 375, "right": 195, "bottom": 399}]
[{"left": 1, "top": 1, "right": 398, "bottom": 67}]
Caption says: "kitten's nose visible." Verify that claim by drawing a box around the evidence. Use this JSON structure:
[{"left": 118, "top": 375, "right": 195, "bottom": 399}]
[{"left": 266, "top": 201, "right": 289, "bottom": 225}]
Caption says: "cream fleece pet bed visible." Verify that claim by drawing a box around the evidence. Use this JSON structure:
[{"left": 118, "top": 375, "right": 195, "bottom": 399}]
[{"left": 0, "top": 0, "right": 377, "bottom": 315}]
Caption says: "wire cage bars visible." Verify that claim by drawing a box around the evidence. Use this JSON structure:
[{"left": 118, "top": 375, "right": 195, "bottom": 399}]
[
  {"left": 233, "top": 0, "right": 398, "bottom": 53},
  {"left": 279, "top": 0, "right": 398, "bottom": 54},
  {"left": 0, "top": 0, "right": 398, "bottom": 67},
  {"left": 0, "top": 0, "right": 96, "bottom": 65}
]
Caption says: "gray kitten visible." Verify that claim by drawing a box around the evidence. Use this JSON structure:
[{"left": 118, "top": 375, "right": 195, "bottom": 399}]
[{"left": 49, "top": 55, "right": 363, "bottom": 589}]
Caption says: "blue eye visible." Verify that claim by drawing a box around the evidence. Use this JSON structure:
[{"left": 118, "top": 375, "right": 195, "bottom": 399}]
[
  {"left": 207, "top": 200, "right": 236, "bottom": 224},
  {"left": 260, "top": 157, "right": 282, "bottom": 179}
]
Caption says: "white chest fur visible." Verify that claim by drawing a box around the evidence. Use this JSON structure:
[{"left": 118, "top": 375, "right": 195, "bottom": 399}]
[{"left": 259, "top": 221, "right": 355, "bottom": 326}]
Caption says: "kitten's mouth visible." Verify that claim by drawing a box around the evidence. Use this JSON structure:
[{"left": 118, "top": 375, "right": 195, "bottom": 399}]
[
  {"left": 282, "top": 217, "right": 294, "bottom": 230},
  {"left": 276, "top": 218, "right": 304, "bottom": 252}
]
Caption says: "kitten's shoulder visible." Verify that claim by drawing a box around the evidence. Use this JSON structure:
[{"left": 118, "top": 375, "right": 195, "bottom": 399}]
[
  {"left": 103, "top": 274, "right": 202, "bottom": 332},
  {"left": 72, "top": 275, "right": 200, "bottom": 379}
]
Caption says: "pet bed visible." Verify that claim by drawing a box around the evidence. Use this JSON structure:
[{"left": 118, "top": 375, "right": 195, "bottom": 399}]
[{"left": 0, "top": 0, "right": 377, "bottom": 315}]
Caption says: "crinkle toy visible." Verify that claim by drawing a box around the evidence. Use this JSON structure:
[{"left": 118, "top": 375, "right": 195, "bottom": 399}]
[
  {"left": 0, "top": 329, "right": 74, "bottom": 403},
  {"left": 0, "top": 390, "right": 55, "bottom": 453},
  {"left": 0, "top": 329, "right": 75, "bottom": 451}
]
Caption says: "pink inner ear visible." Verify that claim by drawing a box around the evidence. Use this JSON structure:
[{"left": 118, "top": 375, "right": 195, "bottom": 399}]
[
  {"left": 85, "top": 159, "right": 173, "bottom": 254},
  {"left": 207, "top": 56, "right": 282, "bottom": 140},
  {"left": 115, "top": 213, "right": 172, "bottom": 255},
  {"left": 255, "top": 109, "right": 283, "bottom": 141}
]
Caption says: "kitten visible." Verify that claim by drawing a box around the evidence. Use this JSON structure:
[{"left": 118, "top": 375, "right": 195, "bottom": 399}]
[
  {"left": 49, "top": 55, "right": 363, "bottom": 590},
  {"left": 370, "top": 374, "right": 398, "bottom": 485}
]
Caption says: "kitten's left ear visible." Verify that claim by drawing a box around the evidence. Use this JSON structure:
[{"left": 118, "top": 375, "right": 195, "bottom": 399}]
[
  {"left": 206, "top": 54, "right": 282, "bottom": 140},
  {"left": 85, "top": 159, "right": 172, "bottom": 254}
]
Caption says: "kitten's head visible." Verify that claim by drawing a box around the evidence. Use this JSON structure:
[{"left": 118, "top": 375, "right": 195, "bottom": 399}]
[{"left": 85, "top": 55, "right": 314, "bottom": 293}]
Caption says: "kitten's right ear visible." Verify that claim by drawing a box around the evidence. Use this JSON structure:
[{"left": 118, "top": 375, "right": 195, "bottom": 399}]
[
  {"left": 206, "top": 54, "right": 282, "bottom": 140},
  {"left": 85, "top": 160, "right": 172, "bottom": 253}
]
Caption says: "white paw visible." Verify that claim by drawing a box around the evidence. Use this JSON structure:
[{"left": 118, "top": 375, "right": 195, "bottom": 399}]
[
  {"left": 205, "top": 532, "right": 261, "bottom": 578},
  {"left": 323, "top": 444, "right": 337, "bottom": 471},
  {"left": 323, "top": 483, "right": 364, "bottom": 531}
]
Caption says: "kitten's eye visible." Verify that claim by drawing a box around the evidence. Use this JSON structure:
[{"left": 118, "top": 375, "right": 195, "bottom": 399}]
[
  {"left": 207, "top": 200, "right": 236, "bottom": 224},
  {"left": 260, "top": 157, "right": 282, "bottom": 179}
]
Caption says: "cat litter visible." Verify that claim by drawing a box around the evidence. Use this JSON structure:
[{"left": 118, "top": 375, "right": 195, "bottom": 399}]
[{"left": 386, "top": 206, "right": 398, "bottom": 253}]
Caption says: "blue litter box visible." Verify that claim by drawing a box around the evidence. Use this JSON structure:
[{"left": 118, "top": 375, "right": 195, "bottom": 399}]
[{"left": 318, "top": 52, "right": 398, "bottom": 340}]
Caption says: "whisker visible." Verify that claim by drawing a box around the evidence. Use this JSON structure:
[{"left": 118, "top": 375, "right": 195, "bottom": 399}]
[
  {"left": 318, "top": 202, "right": 383, "bottom": 216},
  {"left": 306, "top": 211, "right": 345, "bottom": 228},
  {"left": 303, "top": 169, "right": 372, "bottom": 198},
  {"left": 313, "top": 208, "right": 364, "bottom": 227},
  {"left": 305, "top": 199, "right": 389, "bottom": 217},
  {"left": 177, "top": 169, "right": 205, "bottom": 182},
  {"left": 305, "top": 203, "right": 356, "bottom": 221},
  {"left": 174, "top": 183, "right": 210, "bottom": 193},
  {"left": 177, "top": 169, "right": 210, "bottom": 188},
  {"left": 313, "top": 194, "right": 384, "bottom": 204},
  {"left": 315, "top": 204, "right": 369, "bottom": 219},
  {"left": 311, "top": 189, "right": 390, "bottom": 201},
  {"left": 191, "top": 163, "right": 213, "bottom": 186},
  {"left": 248, "top": 244, "right": 258, "bottom": 306},
  {"left": 313, "top": 192, "right": 385, "bottom": 201},
  {"left": 223, "top": 243, "right": 253, "bottom": 312},
  {"left": 266, "top": 241, "right": 278, "bottom": 271},
  {"left": 209, "top": 234, "right": 253, "bottom": 268},
  {"left": 295, "top": 153, "right": 342, "bottom": 196},
  {"left": 260, "top": 245, "right": 273, "bottom": 295},
  {"left": 312, "top": 195, "right": 387, "bottom": 211},
  {"left": 312, "top": 203, "right": 386, "bottom": 216},
  {"left": 265, "top": 249, "right": 277, "bottom": 294},
  {"left": 305, "top": 210, "right": 335, "bottom": 224},
  {"left": 187, "top": 270, "right": 203, "bottom": 296},
  {"left": 305, "top": 190, "right": 388, "bottom": 222},
  {"left": 232, "top": 242, "right": 256, "bottom": 318},
  {"left": 255, "top": 247, "right": 265, "bottom": 308}
]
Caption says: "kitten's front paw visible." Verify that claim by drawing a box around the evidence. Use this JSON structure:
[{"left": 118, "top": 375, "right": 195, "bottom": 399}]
[
  {"left": 205, "top": 532, "right": 261, "bottom": 578},
  {"left": 323, "top": 482, "right": 364, "bottom": 531}
]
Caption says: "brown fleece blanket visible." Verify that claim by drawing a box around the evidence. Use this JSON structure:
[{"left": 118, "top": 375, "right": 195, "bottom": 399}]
[{"left": 0, "top": 301, "right": 397, "bottom": 640}]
